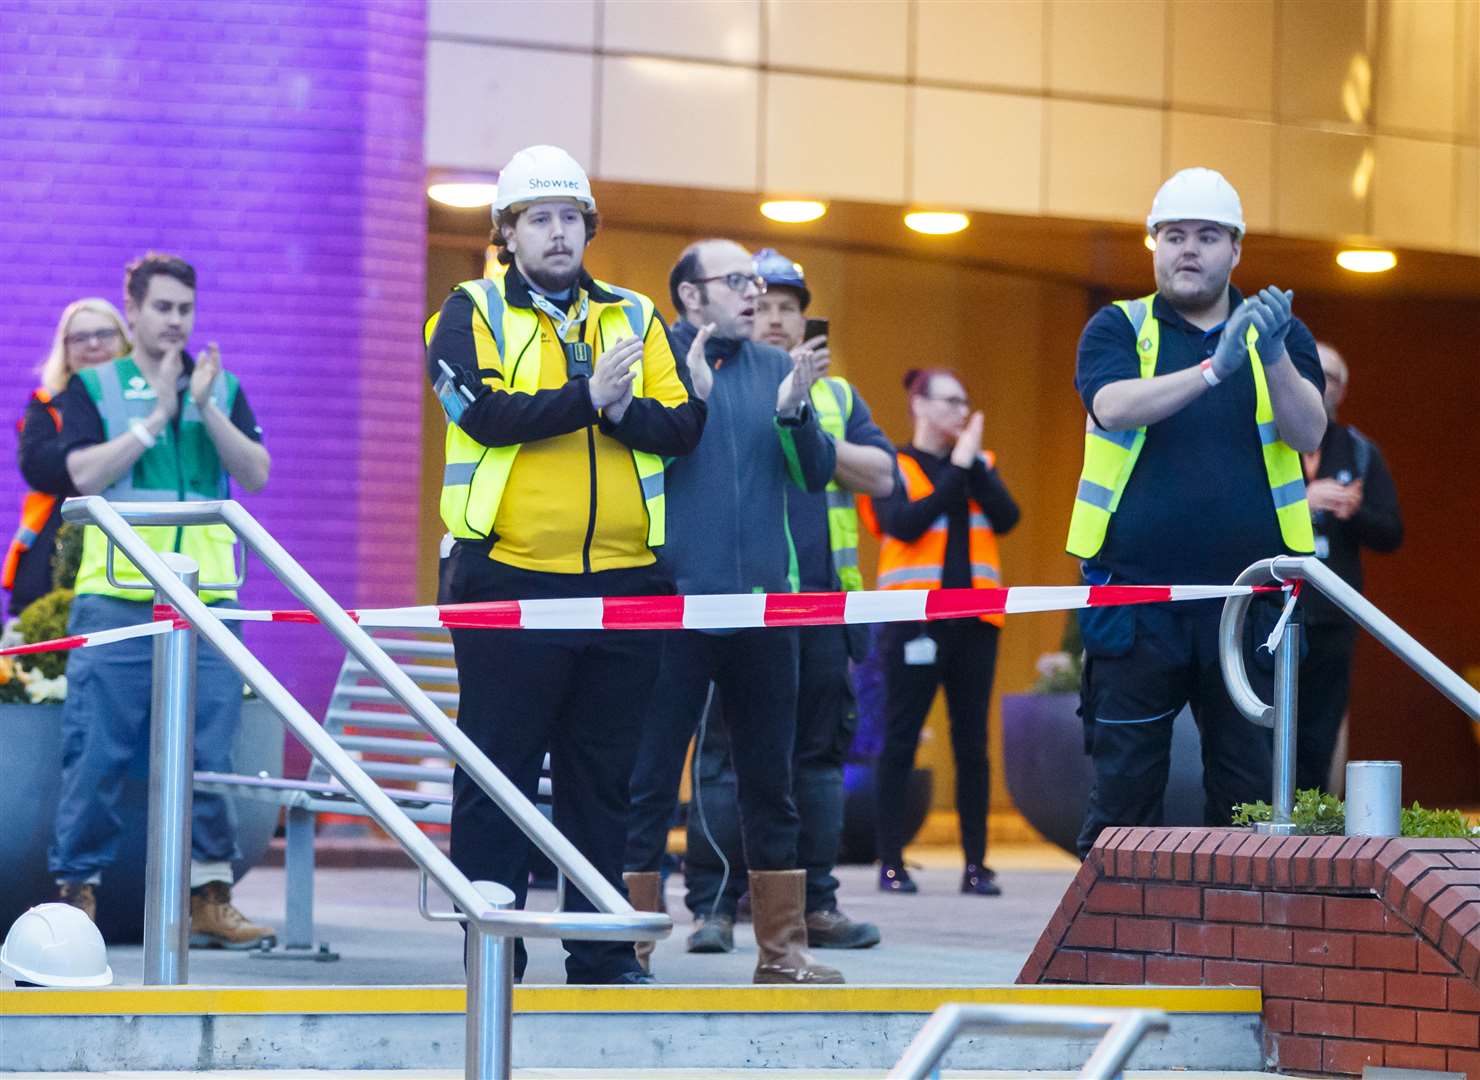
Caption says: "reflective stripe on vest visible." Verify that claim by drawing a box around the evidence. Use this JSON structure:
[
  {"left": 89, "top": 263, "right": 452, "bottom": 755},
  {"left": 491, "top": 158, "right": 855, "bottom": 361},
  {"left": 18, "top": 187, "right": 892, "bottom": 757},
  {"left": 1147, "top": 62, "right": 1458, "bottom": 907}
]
[
  {"left": 2, "top": 490, "right": 58, "bottom": 592},
  {"left": 808, "top": 377, "right": 862, "bottom": 591},
  {"left": 73, "top": 358, "right": 241, "bottom": 600},
  {"left": 1064, "top": 293, "right": 1314, "bottom": 559},
  {"left": 873, "top": 453, "right": 1004, "bottom": 626},
  {"left": 433, "top": 275, "right": 667, "bottom": 548}
]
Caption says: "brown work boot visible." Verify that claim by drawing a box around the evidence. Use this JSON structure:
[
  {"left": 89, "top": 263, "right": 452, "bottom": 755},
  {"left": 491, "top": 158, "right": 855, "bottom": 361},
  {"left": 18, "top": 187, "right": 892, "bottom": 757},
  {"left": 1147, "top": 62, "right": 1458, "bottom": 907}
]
[
  {"left": 749, "top": 870, "right": 844, "bottom": 985},
  {"left": 623, "top": 871, "right": 663, "bottom": 974},
  {"left": 56, "top": 881, "right": 97, "bottom": 922},
  {"left": 189, "top": 881, "right": 276, "bottom": 950}
]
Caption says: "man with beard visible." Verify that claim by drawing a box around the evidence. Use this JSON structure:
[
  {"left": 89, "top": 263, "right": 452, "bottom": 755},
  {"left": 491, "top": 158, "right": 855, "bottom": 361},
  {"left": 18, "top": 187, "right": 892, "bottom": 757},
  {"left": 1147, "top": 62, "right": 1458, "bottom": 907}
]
[
  {"left": 623, "top": 238, "right": 842, "bottom": 984},
  {"left": 425, "top": 144, "right": 705, "bottom": 984},
  {"left": 1067, "top": 168, "right": 1327, "bottom": 857}
]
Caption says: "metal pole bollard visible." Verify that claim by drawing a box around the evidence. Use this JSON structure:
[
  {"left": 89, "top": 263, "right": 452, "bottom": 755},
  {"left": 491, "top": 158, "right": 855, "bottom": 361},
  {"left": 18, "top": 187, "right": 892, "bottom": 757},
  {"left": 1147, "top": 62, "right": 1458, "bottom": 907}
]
[
  {"left": 144, "top": 550, "right": 200, "bottom": 985},
  {"left": 1346, "top": 761, "right": 1403, "bottom": 836},
  {"left": 465, "top": 880, "right": 517, "bottom": 1080},
  {"left": 1256, "top": 609, "right": 1301, "bottom": 835}
]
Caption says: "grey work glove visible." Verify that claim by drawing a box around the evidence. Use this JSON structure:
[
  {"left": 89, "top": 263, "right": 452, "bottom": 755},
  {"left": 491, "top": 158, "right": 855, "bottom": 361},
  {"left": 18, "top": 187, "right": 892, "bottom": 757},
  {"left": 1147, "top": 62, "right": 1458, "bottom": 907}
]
[
  {"left": 1209, "top": 298, "right": 1258, "bottom": 381},
  {"left": 1247, "top": 286, "right": 1294, "bottom": 365}
]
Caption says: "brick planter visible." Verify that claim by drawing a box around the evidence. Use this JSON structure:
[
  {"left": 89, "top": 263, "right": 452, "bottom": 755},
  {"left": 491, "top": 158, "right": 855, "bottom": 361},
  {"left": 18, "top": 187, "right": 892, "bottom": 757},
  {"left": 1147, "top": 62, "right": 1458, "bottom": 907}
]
[{"left": 1019, "top": 827, "right": 1480, "bottom": 1076}]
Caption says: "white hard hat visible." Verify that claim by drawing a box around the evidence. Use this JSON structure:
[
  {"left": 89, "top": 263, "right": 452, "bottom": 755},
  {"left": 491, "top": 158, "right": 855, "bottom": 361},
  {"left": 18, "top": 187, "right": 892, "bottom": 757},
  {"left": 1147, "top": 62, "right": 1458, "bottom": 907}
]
[
  {"left": 491, "top": 144, "right": 595, "bottom": 217},
  {"left": 0, "top": 903, "right": 113, "bottom": 987},
  {"left": 1146, "top": 167, "right": 1245, "bottom": 238}
]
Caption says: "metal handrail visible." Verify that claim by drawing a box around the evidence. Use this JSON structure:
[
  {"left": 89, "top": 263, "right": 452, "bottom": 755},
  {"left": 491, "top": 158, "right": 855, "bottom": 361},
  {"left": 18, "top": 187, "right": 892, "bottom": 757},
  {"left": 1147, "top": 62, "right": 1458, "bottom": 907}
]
[
  {"left": 887, "top": 1004, "right": 1169, "bottom": 1079},
  {"left": 1220, "top": 555, "right": 1480, "bottom": 827}
]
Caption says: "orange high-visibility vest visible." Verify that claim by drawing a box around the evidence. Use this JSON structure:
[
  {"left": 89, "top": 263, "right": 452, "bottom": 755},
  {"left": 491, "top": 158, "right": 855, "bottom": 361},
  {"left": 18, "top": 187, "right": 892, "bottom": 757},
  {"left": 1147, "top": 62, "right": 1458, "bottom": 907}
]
[
  {"left": 858, "top": 451, "right": 1005, "bottom": 627},
  {"left": 3, "top": 389, "right": 61, "bottom": 592}
]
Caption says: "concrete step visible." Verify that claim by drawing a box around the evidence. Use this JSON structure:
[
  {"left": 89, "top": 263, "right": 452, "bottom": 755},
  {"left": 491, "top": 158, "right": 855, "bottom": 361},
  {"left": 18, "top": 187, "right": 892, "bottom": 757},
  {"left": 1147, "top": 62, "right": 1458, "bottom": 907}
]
[
  {"left": 1, "top": 983, "right": 1263, "bottom": 1073},
  {"left": 7, "top": 1071, "right": 1279, "bottom": 1079}
]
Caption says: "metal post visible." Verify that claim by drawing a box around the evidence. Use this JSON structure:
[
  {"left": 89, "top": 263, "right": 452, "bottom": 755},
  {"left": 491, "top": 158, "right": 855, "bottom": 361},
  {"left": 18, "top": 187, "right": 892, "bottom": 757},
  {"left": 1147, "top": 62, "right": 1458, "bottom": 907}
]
[
  {"left": 1345, "top": 761, "right": 1402, "bottom": 836},
  {"left": 465, "top": 880, "right": 517, "bottom": 1080},
  {"left": 143, "top": 550, "right": 200, "bottom": 985},
  {"left": 283, "top": 805, "right": 316, "bottom": 949},
  {"left": 1257, "top": 610, "right": 1301, "bottom": 835}
]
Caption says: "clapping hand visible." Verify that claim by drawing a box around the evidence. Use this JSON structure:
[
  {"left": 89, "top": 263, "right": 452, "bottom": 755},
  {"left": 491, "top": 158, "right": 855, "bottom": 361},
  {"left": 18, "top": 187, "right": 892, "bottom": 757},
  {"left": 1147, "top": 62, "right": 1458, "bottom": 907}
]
[
  {"left": 685, "top": 323, "right": 715, "bottom": 401},
  {"left": 776, "top": 346, "right": 819, "bottom": 416},
  {"left": 1247, "top": 286, "right": 1294, "bottom": 365},
  {"left": 950, "top": 411, "right": 985, "bottom": 468},
  {"left": 190, "top": 342, "right": 222, "bottom": 408},
  {"left": 590, "top": 336, "right": 643, "bottom": 420}
]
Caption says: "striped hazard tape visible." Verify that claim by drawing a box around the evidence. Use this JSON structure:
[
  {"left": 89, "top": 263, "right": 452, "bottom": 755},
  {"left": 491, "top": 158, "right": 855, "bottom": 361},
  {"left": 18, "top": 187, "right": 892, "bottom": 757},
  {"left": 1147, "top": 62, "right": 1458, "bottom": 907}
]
[{"left": 0, "top": 583, "right": 1279, "bottom": 660}]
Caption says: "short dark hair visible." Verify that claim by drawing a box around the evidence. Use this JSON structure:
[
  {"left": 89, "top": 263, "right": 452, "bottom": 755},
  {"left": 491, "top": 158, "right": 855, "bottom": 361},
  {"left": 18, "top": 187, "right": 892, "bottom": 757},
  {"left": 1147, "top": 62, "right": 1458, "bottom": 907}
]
[
  {"left": 903, "top": 367, "right": 967, "bottom": 398},
  {"left": 489, "top": 206, "right": 600, "bottom": 267},
  {"left": 125, "top": 253, "right": 196, "bottom": 306},
  {"left": 668, "top": 243, "right": 708, "bottom": 314}
]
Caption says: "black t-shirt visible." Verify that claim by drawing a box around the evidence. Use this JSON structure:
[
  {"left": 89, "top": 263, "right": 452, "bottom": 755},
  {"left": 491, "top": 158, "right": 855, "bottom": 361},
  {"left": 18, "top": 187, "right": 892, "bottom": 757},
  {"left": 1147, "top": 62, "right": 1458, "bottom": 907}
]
[{"left": 1074, "top": 288, "right": 1324, "bottom": 586}]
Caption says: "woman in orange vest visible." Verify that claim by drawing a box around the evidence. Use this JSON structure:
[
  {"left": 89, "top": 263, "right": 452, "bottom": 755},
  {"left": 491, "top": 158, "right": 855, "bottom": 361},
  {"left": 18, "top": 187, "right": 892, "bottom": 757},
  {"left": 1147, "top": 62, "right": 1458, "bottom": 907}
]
[
  {"left": 859, "top": 368, "right": 1019, "bottom": 897},
  {"left": 7, "top": 298, "right": 130, "bottom": 618}
]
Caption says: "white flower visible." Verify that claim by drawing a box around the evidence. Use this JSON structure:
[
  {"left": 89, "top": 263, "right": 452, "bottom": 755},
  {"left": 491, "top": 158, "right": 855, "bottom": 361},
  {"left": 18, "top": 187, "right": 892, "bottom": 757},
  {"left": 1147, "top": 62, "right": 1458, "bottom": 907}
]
[
  {"left": 1035, "top": 651, "right": 1073, "bottom": 679},
  {"left": 24, "top": 673, "right": 67, "bottom": 704}
]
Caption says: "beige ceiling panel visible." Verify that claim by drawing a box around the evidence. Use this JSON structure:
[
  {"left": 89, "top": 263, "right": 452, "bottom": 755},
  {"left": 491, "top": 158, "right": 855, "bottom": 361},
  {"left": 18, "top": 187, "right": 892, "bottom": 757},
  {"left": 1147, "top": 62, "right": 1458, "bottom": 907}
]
[
  {"left": 600, "top": 57, "right": 758, "bottom": 189},
  {"left": 1456, "top": 0, "right": 1480, "bottom": 140},
  {"left": 1372, "top": 136, "right": 1456, "bottom": 251},
  {"left": 764, "top": 73, "right": 908, "bottom": 203},
  {"left": 1045, "top": 100, "right": 1163, "bottom": 222},
  {"left": 602, "top": 0, "right": 761, "bottom": 64},
  {"left": 1274, "top": 126, "right": 1371, "bottom": 239},
  {"left": 1166, "top": 112, "right": 1275, "bottom": 233},
  {"left": 1047, "top": 0, "right": 1167, "bottom": 103},
  {"left": 1168, "top": 0, "right": 1274, "bottom": 116},
  {"left": 914, "top": 0, "right": 1045, "bottom": 90},
  {"left": 428, "top": 0, "right": 598, "bottom": 48},
  {"left": 766, "top": 0, "right": 909, "bottom": 77},
  {"left": 1277, "top": 0, "right": 1373, "bottom": 126},
  {"left": 1375, "top": 0, "right": 1456, "bottom": 136},
  {"left": 426, "top": 41, "right": 595, "bottom": 171},
  {"left": 913, "top": 87, "right": 1044, "bottom": 214}
]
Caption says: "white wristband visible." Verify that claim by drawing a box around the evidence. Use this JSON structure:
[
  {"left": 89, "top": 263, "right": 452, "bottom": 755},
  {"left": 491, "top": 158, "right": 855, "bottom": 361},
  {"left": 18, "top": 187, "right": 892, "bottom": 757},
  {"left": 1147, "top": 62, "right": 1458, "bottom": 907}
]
[
  {"left": 128, "top": 419, "right": 157, "bottom": 449},
  {"left": 1200, "top": 360, "right": 1221, "bottom": 388}
]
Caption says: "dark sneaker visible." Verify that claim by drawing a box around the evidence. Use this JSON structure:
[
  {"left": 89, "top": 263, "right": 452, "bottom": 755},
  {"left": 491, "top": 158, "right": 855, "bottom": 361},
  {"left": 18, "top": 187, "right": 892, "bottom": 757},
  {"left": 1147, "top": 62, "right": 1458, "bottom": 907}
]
[
  {"left": 189, "top": 881, "right": 277, "bottom": 949},
  {"left": 806, "top": 908, "right": 882, "bottom": 949},
  {"left": 878, "top": 863, "right": 918, "bottom": 894},
  {"left": 686, "top": 913, "right": 734, "bottom": 953},
  {"left": 57, "top": 881, "right": 97, "bottom": 922},
  {"left": 607, "top": 969, "right": 657, "bottom": 985},
  {"left": 962, "top": 864, "right": 1002, "bottom": 897}
]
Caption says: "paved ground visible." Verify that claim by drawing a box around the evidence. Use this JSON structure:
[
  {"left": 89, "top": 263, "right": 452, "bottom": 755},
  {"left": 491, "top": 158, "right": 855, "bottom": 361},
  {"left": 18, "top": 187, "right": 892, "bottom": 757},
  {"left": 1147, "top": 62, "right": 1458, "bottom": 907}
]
[{"left": 101, "top": 844, "right": 1081, "bottom": 987}]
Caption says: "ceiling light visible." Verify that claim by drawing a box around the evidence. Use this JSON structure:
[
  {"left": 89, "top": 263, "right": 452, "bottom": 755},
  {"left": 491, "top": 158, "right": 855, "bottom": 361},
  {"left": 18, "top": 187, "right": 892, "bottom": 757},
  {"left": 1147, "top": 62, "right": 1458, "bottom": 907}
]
[
  {"left": 1335, "top": 249, "right": 1396, "bottom": 273},
  {"left": 428, "top": 182, "right": 499, "bottom": 208},
  {"left": 904, "top": 211, "right": 969, "bottom": 235},
  {"left": 1144, "top": 234, "right": 1157, "bottom": 252},
  {"left": 761, "top": 199, "right": 827, "bottom": 223}
]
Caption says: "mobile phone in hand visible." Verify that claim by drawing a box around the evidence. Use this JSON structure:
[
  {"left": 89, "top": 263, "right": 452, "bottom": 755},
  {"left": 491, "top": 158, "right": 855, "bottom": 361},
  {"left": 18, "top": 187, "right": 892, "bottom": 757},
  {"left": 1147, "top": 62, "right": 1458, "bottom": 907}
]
[{"left": 803, "top": 317, "right": 829, "bottom": 344}]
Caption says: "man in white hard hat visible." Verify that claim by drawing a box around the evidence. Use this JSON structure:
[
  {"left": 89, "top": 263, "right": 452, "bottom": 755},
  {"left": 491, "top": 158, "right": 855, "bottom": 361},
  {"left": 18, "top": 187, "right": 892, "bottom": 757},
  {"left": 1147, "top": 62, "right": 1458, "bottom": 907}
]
[
  {"left": 425, "top": 144, "right": 706, "bottom": 984},
  {"left": 1065, "top": 167, "right": 1328, "bottom": 857}
]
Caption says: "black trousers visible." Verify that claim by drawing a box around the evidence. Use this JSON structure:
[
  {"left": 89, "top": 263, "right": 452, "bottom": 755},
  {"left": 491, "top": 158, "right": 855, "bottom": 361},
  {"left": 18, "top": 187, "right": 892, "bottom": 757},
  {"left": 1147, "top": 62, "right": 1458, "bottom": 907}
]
[
  {"left": 684, "top": 624, "right": 858, "bottom": 918},
  {"left": 876, "top": 619, "right": 1000, "bottom": 867},
  {"left": 1077, "top": 602, "right": 1276, "bottom": 859},
  {"left": 1296, "top": 621, "right": 1357, "bottom": 793},
  {"left": 441, "top": 548, "right": 667, "bottom": 984},
  {"left": 625, "top": 628, "right": 801, "bottom": 875}
]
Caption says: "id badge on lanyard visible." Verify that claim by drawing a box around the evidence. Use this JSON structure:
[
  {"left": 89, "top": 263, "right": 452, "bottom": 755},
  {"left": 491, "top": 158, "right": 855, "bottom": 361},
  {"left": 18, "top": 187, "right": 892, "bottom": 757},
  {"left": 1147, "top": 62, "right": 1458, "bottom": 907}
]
[{"left": 530, "top": 291, "right": 593, "bottom": 379}]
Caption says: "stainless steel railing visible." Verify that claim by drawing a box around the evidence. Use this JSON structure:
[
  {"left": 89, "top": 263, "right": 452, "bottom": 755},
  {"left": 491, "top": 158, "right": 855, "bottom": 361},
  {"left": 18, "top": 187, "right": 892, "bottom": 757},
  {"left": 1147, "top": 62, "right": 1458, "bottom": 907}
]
[
  {"left": 1220, "top": 554, "right": 1480, "bottom": 831},
  {"left": 887, "top": 1004, "right": 1169, "bottom": 1079},
  {"left": 61, "top": 496, "right": 670, "bottom": 1079}
]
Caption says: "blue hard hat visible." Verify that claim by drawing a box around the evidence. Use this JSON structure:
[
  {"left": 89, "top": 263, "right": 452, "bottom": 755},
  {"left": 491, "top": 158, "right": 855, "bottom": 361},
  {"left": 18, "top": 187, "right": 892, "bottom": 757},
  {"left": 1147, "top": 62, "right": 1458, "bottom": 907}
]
[{"left": 753, "top": 248, "right": 810, "bottom": 310}]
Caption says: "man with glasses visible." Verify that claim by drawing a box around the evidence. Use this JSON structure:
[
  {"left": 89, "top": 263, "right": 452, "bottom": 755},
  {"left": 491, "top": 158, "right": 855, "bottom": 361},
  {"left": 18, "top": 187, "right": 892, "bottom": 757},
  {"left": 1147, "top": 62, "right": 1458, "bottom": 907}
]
[{"left": 624, "top": 238, "right": 841, "bottom": 984}]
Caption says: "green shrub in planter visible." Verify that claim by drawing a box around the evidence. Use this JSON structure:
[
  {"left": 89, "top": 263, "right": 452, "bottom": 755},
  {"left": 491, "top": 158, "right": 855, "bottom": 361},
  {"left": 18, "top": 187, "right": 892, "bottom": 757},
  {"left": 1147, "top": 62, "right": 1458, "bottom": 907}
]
[
  {"left": 18, "top": 588, "right": 74, "bottom": 680},
  {"left": 1233, "top": 789, "right": 1478, "bottom": 837}
]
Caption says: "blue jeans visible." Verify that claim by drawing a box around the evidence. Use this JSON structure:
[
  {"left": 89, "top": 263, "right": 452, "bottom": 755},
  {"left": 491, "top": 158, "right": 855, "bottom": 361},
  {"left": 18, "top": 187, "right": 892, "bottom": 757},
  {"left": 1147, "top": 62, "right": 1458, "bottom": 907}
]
[{"left": 49, "top": 594, "right": 245, "bottom": 882}]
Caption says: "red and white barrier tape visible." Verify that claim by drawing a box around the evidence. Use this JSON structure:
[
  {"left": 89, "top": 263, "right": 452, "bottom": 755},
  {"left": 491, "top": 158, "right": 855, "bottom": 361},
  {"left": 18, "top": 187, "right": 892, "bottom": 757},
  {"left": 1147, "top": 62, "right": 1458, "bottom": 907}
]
[{"left": 0, "top": 583, "right": 1280, "bottom": 660}]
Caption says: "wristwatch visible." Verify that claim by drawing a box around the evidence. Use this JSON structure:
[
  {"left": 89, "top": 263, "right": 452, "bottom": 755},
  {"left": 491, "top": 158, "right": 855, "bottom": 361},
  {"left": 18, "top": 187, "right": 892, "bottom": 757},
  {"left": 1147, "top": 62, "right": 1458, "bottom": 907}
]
[{"left": 777, "top": 402, "right": 812, "bottom": 427}]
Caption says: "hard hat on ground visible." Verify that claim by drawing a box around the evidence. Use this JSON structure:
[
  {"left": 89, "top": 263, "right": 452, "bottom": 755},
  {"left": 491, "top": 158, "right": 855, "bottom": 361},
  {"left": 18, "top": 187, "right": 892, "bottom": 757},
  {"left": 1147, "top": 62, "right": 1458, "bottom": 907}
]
[
  {"left": 492, "top": 145, "right": 595, "bottom": 216},
  {"left": 753, "top": 248, "right": 810, "bottom": 310},
  {"left": 1146, "top": 167, "right": 1245, "bottom": 238},
  {"left": 0, "top": 903, "right": 113, "bottom": 987}
]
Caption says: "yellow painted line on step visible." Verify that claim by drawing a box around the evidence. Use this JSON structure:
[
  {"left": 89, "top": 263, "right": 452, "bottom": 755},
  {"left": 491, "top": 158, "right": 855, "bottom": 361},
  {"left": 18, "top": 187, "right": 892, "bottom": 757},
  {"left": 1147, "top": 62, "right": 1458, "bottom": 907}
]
[{"left": 0, "top": 983, "right": 1259, "bottom": 1017}]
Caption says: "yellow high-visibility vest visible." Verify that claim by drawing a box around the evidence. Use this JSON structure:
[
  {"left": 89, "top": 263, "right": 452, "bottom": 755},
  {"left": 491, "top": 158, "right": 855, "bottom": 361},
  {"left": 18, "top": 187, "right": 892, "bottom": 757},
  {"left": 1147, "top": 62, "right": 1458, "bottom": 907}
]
[
  {"left": 808, "top": 377, "right": 863, "bottom": 591},
  {"left": 1065, "top": 293, "right": 1314, "bottom": 559}
]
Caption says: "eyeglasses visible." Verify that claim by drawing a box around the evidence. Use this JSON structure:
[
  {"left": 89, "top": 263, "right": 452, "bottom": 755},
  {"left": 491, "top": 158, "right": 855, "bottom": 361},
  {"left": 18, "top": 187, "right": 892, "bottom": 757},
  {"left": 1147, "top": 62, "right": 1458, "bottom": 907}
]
[
  {"left": 65, "top": 328, "right": 121, "bottom": 347},
  {"left": 924, "top": 394, "right": 970, "bottom": 409},
  {"left": 692, "top": 272, "right": 767, "bottom": 295}
]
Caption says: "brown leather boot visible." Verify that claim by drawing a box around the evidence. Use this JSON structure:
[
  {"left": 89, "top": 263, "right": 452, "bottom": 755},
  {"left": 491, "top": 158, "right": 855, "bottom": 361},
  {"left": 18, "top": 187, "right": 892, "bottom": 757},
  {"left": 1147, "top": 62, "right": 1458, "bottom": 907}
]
[
  {"left": 623, "top": 871, "right": 662, "bottom": 974},
  {"left": 748, "top": 870, "right": 843, "bottom": 984},
  {"left": 57, "top": 881, "right": 97, "bottom": 922},
  {"left": 189, "top": 881, "right": 276, "bottom": 950}
]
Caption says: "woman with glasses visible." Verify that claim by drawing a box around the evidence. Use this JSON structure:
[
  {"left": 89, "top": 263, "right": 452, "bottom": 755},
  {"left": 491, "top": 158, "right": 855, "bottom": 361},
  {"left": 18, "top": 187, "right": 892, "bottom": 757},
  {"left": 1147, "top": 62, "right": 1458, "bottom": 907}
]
[
  {"left": 858, "top": 367, "right": 1020, "bottom": 897},
  {"left": 7, "top": 299, "right": 130, "bottom": 618}
]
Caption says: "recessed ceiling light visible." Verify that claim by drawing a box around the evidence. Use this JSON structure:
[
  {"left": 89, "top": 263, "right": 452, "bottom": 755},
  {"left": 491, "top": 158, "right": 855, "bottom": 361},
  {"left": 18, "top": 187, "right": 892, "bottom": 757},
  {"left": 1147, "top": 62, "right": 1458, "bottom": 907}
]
[
  {"left": 428, "top": 182, "right": 499, "bottom": 208},
  {"left": 904, "top": 211, "right": 969, "bottom": 235},
  {"left": 1335, "top": 249, "right": 1396, "bottom": 273},
  {"left": 1144, "top": 234, "right": 1157, "bottom": 252},
  {"left": 761, "top": 199, "right": 828, "bottom": 223}
]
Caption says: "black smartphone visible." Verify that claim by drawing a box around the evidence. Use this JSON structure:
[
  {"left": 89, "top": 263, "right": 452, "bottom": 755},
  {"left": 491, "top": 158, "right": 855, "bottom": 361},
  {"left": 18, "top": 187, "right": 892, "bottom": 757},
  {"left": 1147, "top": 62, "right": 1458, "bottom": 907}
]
[{"left": 803, "top": 317, "right": 829, "bottom": 344}]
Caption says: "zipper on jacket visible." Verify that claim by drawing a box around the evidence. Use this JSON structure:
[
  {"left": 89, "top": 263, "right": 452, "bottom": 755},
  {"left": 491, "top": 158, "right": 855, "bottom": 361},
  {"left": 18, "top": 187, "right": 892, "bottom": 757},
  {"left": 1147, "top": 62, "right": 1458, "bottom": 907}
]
[{"left": 580, "top": 319, "right": 601, "bottom": 574}]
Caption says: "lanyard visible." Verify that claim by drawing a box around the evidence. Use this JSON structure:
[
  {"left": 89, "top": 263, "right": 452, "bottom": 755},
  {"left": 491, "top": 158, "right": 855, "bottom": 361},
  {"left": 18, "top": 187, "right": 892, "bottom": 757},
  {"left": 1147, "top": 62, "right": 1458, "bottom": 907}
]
[{"left": 528, "top": 289, "right": 594, "bottom": 377}]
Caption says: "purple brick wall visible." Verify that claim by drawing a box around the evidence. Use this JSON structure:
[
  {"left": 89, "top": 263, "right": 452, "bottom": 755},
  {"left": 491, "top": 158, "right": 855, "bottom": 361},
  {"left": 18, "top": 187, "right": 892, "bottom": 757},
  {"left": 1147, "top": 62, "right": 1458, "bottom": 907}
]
[{"left": 0, "top": 0, "right": 427, "bottom": 752}]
